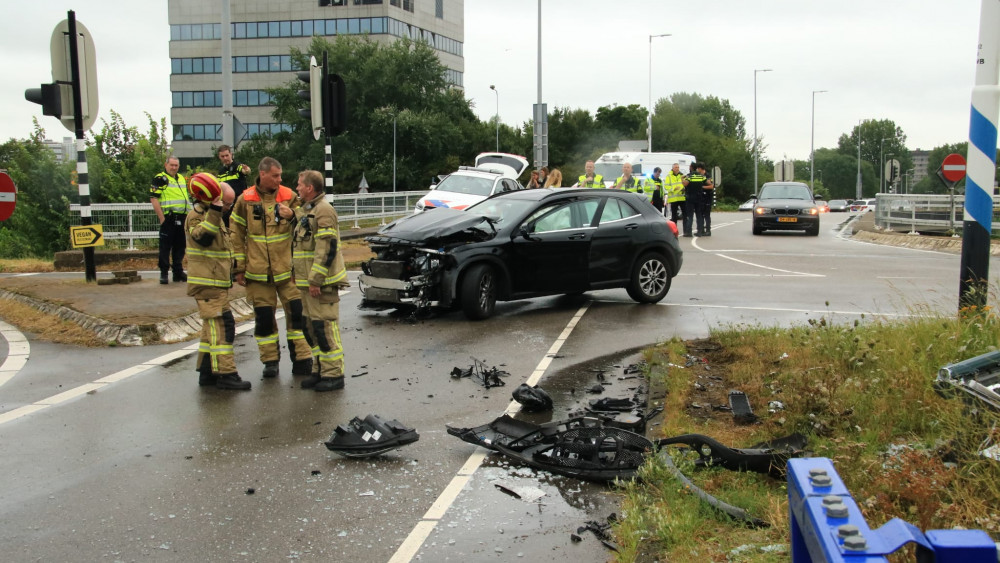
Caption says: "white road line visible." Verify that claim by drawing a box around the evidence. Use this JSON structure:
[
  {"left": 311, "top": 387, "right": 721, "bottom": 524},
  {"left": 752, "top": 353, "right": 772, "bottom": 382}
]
[
  {"left": 0, "top": 318, "right": 258, "bottom": 427},
  {"left": 688, "top": 222, "right": 824, "bottom": 277},
  {"left": 0, "top": 320, "right": 30, "bottom": 388},
  {"left": 388, "top": 303, "right": 592, "bottom": 563},
  {"left": 656, "top": 301, "right": 912, "bottom": 317}
]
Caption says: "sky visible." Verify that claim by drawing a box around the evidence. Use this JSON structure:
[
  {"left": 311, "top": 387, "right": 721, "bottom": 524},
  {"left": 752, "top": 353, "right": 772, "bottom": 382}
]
[{"left": 1, "top": 0, "right": 987, "bottom": 162}]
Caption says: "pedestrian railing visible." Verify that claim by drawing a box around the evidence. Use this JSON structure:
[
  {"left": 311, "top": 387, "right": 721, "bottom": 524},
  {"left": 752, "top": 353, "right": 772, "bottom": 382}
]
[
  {"left": 873, "top": 193, "right": 1000, "bottom": 234},
  {"left": 70, "top": 191, "right": 425, "bottom": 249}
]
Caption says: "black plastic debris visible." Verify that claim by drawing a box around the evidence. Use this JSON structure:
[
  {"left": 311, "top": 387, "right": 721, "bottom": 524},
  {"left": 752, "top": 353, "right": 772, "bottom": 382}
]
[
  {"left": 512, "top": 383, "right": 553, "bottom": 412},
  {"left": 324, "top": 414, "right": 420, "bottom": 458},
  {"left": 447, "top": 415, "right": 653, "bottom": 482},
  {"left": 586, "top": 383, "right": 605, "bottom": 394},
  {"left": 729, "top": 390, "right": 758, "bottom": 425},
  {"left": 588, "top": 397, "right": 636, "bottom": 412},
  {"left": 576, "top": 514, "right": 620, "bottom": 552},
  {"left": 657, "top": 432, "right": 807, "bottom": 478},
  {"left": 450, "top": 358, "right": 509, "bottom": 388}
]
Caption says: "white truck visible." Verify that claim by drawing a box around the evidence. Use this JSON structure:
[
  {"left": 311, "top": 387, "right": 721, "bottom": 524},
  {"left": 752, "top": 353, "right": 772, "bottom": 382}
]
[{"left": 590, "top": 151, "right": 697, "bottom": 187}]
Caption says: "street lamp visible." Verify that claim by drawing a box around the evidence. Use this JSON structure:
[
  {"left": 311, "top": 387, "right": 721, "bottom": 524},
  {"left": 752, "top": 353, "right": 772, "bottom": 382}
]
[
  {"left": 879, "top": 136, "right": 901, "bottom": 192},
  {"left": 648, "top": 33, "right": 671, "bottom": 153},
  {"left": 810, "top": 90, "right": 827, "bottom": 191},
  {"left": 753, "top": 68, "right": 773, "bottom": 197},
  {"left": 489, "top": 85, "right": 499, "bottom": 152}
]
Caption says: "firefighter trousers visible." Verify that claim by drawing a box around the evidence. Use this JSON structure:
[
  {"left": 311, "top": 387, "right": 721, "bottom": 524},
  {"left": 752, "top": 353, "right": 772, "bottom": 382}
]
[
  {"left": 302, "top": 286, "right": 343, "bottom": 379},
  {"left": 246, "top": 279, "right": 311, "bottom": 365},
  {"left": 192, "top": 287, "right": 236, "bottom": 375}
]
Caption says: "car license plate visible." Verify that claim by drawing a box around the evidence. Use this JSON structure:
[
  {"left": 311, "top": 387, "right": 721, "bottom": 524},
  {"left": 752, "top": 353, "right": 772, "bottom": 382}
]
[{"left": 777, "top": 217, "right": 797, "bottom": 223}]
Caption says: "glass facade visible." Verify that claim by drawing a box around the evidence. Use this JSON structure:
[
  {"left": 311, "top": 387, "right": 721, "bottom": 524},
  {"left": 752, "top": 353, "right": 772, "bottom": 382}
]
[
  {"left": 170, "top": 16, "right": 460, "bottom": 56},
  {"left": 172, "top": 123, "right": 291, "bottom": 142},
  {"left": 171, "top": 56, "right": 298, "bottom": 74},
  {"left": 172, "top": 90, "right": 273, "bottom": 108}
]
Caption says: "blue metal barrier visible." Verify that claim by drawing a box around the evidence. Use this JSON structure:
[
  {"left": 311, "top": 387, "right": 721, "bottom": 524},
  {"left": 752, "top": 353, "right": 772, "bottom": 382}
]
[{"left": 787, "top": 458, "right": 996, "bottom": 562}]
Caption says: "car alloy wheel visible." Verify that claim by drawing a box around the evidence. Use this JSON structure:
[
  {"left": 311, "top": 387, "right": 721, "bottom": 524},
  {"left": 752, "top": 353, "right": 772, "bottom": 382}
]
[
  {"left": 626, "top": 252, "right": 671, "bottom": 303},
  {"left": 460, "top": 263, "right": 497, "bottom": 320}
]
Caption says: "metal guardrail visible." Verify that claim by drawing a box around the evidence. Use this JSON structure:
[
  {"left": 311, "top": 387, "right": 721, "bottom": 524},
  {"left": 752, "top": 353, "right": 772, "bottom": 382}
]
[
  {"left": 70, "top": 191, "right": 425, "bottom": 249},
  {"left": 873, "top": 193, "right": 1000, "bottom": 234}
]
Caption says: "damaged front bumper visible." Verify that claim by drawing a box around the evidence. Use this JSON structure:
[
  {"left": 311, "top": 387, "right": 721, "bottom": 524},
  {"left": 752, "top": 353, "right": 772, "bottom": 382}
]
[{"left": 358, "top": 247, "right": 451, "bottom": 311}]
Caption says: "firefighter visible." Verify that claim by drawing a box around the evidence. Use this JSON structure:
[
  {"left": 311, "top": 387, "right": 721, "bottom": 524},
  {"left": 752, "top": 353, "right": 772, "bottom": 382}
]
[
  {"left": 292, "top": 170, "right": 349, "bottom": 392},
  {"left": 230, "top": 157, "right": 312, "bottom": 379},
  {"left": 150, "top": 156, "right": 191, "bottom": 284},
  {"left": 184, "top": 174, "right": 250, "bottom": 390}
]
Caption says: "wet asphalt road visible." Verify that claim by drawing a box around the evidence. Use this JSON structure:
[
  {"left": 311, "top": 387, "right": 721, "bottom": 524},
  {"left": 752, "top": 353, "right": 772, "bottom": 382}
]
[{"left": 0, "top": 212, "right": 990, "bottom": 562}]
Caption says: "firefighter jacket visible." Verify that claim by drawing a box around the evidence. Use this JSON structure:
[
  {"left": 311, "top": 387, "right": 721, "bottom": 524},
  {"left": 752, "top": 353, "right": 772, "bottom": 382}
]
[
  {"left": 666, "top": 171, "right": 686, "bottom": 203},
  {"left": 184, "top": 202, "right": 233, "bottom": 291},
  {"left": 230, "top": 184, "right": 299, "bottom": 284},
  {"left": 577, "top": 174, "right": 604, "bottom": 188},
  {"left": 292, "top": 195, "right": 348, "bottom": 289},
  {"left": 150, "top": 172, "right": 191, "bottom": 215}
]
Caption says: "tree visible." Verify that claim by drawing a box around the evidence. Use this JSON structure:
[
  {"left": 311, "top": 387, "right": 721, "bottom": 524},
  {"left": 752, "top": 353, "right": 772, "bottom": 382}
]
[
  {"left": 836, "top": 119, "right": 910, "bottom": 193},
  {"left": 87, "top": 111, "right": 171, "bottom": 203},
  {"left": 594, "top": 104, "right": 647, "bottom": 139}
]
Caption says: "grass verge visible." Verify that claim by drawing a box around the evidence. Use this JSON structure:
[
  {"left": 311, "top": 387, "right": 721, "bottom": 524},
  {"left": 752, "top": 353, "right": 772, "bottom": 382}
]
[
  {"left": 615, "top": 311, "right": 1000, "bottom": 561},
  {"left": 0, "top": 298, "right": 105, "bottom": 347}
]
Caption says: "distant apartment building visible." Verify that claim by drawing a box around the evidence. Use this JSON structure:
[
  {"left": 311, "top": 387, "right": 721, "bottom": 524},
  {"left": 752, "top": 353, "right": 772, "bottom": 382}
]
[
  {"left": 42, "top": 137, "right": 76, "bottom": 164},
  {"left": 910, "top": 149, "right": 929, "bottom": 184},
  {"left": 167, "top": 0, "right": 465, "bottom": 160}
]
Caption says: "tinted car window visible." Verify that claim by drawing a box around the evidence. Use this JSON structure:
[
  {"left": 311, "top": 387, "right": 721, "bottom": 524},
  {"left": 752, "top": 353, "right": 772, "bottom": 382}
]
[
  {"left": 434, "top": 175, "right": 495, "bottom": 196},
  {"left": 599, "top": 198, "right": 640, "bottom": 223},
  {"left": 759, "top": 184, "right": 812, "bottom": 200},
  {"left": 526, "top": 200, "right": 600, "bottom": 233}
]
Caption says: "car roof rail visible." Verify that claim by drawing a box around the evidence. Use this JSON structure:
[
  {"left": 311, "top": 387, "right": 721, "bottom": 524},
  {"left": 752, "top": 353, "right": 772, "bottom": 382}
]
[{"left": 457, "top": 166, "right": 501, "bottom": 175}]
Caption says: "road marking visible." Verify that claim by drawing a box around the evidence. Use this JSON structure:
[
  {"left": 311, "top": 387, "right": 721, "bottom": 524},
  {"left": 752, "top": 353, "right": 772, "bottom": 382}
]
[
  {"left": 388, "top": 303, "right": 592, "bottom": 563},
  {"left": 658, "top": 301, "right": 912, "bottom": 317},
  {"left": 0, "top": 320, "right": 30, "bottom": 388},
  {"left": 0, "top": 318, "right": 258, "bottom": 427},
  {"left": 688, "top": 222, "right": 825, "bottom": 277}
]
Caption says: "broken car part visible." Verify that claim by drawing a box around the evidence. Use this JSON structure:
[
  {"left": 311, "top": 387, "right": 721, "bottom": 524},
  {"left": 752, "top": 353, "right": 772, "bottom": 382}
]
[
  {"left": 934, "top": 349, "right": 1000, "bottom": 411},
  {"left": 511, "top": 383, "right": 553, "bottom": 412},
  {"left": 450, "top": 358, "right": 509, "bottom": 388},
  {"left": 656, "top": 433, "right": 808, "bottom": 478},
  {"left": 324, "top": 414, "right": 420, "bottom": 458},
  {"left": 728, "top": 389, "right": 758, "bottom": 425}
]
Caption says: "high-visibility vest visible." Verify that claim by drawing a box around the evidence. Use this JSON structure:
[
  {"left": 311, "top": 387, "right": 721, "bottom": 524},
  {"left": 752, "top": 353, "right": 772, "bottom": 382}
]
[
  {"left": 615, "top": 175, "right": 644, "bottom": 193},
  {"left": 151, "top": 172, "right": 191, "bottom": 215},
  {"left": 665, "top": 171, "right": 686, "bottom": 203},
  {"left": 577, "top": 174, "right": 604, "bottom": 188},
  {"left": 644, "top": 177, "right": 665, "bottom": 202}
]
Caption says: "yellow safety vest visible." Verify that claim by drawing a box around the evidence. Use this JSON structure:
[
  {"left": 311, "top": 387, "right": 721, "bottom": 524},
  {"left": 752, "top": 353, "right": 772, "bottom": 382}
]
[
  {"left": 151, "top": 172, "right": 191, "bottom": 215},
  {"left": 577, "top": 174, "right": 604, "bottom": 188},
  {"left": 666, "top": 171, "right": 686, "bottom": 203},
  {"left": 615, "top": 175, "right": 644, "bottom": 194},
  {"left": 644, "top": 177, "right": 665, "bottom": 202}
]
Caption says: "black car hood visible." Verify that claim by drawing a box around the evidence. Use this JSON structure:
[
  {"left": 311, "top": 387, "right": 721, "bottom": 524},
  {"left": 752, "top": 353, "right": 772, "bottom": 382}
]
[
  {"left": 757, "top": 198, "right": 815, "bottom": 208},
  {"left": 375, "top": 207, "right": 497, "bottom": 243}
]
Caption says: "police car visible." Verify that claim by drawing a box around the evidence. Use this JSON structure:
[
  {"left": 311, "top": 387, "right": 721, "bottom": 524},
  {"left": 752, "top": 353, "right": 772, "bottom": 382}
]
[{"left": 414, "top": 153, "right": 528, "bottom": 213}]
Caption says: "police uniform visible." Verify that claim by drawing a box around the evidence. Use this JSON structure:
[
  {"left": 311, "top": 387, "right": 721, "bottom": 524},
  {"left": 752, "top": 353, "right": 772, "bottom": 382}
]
[
  {"left": 577, "top": 174, "right": 604, "bottom": 188},
  {"left": 684, "top": 168, "right": 712, "bottom": 236},
  {"left": 292, "top": 194, "right": 349, "bottom": 392},
  {"left": 218, "top": 161, "right": 250, "bottom": 226},
  {"left": 665, "top": 169, "right": 687, "bottom": 226},
  {"left": 230, "top": 183, "right": 312, "bottom": 378},
  {"left": 185, "top": 199, "right": 250, "bottom": 390},
  {"left": 150, "top": 171, "right": 191, "bottom": 282}
]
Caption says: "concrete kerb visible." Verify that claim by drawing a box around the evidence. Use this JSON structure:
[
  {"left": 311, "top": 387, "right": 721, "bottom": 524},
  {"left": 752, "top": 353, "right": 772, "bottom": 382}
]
[{"left": 0, "top": 288, "right": 253, "bottom": 347}]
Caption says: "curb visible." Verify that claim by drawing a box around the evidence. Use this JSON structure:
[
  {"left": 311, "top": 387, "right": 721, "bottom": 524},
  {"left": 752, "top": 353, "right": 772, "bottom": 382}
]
[
  {"left": 852, "top": 230, "right": 1000, "bottom": 255},
  {"left": 0, "top": 288, "right": 253, "bottom": 346}
]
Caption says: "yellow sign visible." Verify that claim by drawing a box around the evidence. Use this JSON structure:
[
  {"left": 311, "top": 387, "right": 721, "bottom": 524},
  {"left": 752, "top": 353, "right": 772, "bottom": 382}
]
[{"left": 70, "top": 224, "right": 104, "bottom": 248}]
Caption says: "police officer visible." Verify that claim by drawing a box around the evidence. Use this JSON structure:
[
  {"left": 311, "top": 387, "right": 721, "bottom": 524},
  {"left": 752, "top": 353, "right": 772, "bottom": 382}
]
[
  {"left": 292, "top": 170, "right": 349, "bottom": 392},
  {"left": 683, "top": 163, "right": 714, "bottom": 236},
  {"left": 216, "top": 145, "right": 251, "bottom": 226},
  {"left": 646, "top": 167, "right": 666, "bottom": 212},
  {"left": 151, "top": 156, "right": 191, "bottom": 284},
  {"left": 665, "top": 163, "right": 687, "bottom": 226},
  {"left": 185, "top": 175, "right": 250, "bottom": 390},
  {"left": 577, "top": 160, "right": 604, "bottom": 188},
  {"left": 613, "top": 162, "right": 643, "bottom": 192},
  {"left": 230, "top": 157, "right": 312, "bottom": 379}
]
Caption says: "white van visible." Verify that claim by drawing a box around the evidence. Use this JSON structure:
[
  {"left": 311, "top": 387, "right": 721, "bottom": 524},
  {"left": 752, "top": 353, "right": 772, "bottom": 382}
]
[{"left": 590, "top": 151, "right": 697, "bottom": 187}]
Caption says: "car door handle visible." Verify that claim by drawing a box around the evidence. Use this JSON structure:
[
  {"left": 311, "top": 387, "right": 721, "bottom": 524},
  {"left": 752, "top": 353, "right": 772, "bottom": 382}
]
[
  {"left": 625, "top": 223, "right": 640, "bottom": 231},
  {"left": 568, "top": 233, "right": 587, "bottom": 240}
]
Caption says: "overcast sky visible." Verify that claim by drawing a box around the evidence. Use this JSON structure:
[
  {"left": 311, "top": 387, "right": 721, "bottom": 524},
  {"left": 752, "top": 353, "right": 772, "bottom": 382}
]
[{"left": 2, "top": 0, "right": 986, "bottom": 162}]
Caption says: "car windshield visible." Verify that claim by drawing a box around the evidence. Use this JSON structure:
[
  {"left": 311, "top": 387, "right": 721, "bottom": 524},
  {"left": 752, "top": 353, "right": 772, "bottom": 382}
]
[
  {"left": 830, "top": 200, "right": 847, "bottom": 205},
  {"left": 434, "top": 175, "right": 495, "bottom": 196},
  {"left": 758, "top": 184, "right": 812, "bottom": 200},
  {"left": 466, "top": 197, "right": 539, "bottom": 224}
]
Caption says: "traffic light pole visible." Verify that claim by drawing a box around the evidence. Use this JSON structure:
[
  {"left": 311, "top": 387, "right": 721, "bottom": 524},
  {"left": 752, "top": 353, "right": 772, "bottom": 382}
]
[{"left": 68, "top": 11, "right": 96, "bottom": 282}]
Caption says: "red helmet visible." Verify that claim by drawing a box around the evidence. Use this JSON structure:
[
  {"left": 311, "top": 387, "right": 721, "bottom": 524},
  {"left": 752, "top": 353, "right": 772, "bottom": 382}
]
[{"left": 189, "top": 173, "right": 222, "bottom": 202}]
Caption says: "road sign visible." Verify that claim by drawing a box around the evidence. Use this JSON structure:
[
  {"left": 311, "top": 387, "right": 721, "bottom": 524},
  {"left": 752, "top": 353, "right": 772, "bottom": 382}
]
[
  {"left": 942, "top": 153, "right": 967, "bottom": 183},
  {"left": 70, "top": 224, "right": 104, "bottom": 248},
  {"left": 0, "top": 172, "right": 15, "bottom": 221}
]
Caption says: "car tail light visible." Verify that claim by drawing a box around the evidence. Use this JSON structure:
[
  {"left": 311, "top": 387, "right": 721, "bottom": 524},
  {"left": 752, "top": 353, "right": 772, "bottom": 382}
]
[{"left": 666, "top": 218, "right": 679, "bottom": 237}]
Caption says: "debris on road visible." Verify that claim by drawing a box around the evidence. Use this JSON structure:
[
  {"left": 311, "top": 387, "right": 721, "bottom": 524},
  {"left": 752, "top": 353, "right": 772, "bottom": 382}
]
[
  {"left": 657, "top": 433, "right": 808, "bottom": 478},
  {"left": 575, "top": 513, "right": 619, "bottom": 552},
  {"left": 511, "top": 383, "right": 553, "bottom": 412},
  {"left": 450, "top": 358, "right": 509, "bottom": 388},
  {"left": 728, "top": 390, "right": 758, "bottom": 425},
  {"left": 324, "top": 414, "right": 420, "bottom": 458}
]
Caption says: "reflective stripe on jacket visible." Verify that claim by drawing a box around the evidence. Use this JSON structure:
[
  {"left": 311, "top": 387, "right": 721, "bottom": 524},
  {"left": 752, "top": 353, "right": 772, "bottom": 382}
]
[
  {"left": 615, "top": 175, "right": 644, "bottom": 193},
  {"left": 184, "top": 202, "right": 233, "bottom": 290},
  {"left": 151, "top": 172, "right": 191, "bottom": 214},
  {"left": 577, "top": 174, "right": 604, "bottom": 188},
  {"left": 645, "top": 177, "right": 665, "bottom": 202},
  {"left": 292, "top": 196, "right": 347, "bottom": 289},
  {"left": 230, "top": 185, "right": 299, "bottom": 283}
]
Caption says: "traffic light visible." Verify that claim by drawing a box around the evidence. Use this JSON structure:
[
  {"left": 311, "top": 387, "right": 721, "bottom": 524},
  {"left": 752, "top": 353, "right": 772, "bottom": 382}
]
[
  {"left": 297, "top": 56, "right": 323, "bottom": 140},
  {"left": 25, "top": 83, "right": 63, "bottom": 117},
  {"left": 325, "top": 73, "right": 347, "bottom": 137}
]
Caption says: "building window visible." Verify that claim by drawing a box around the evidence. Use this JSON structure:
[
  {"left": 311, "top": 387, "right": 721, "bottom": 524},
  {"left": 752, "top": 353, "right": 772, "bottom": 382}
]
[
  {"left": 231, "top": 55, "right": 299, "bottom": 73},
  {"left": 241, "top": 123, "right": 292, "bottom": 140},
  {"left": 354, "top": 0, "right": 383, "bottom": 4},
  {"left": 171, "top": 57, "right": 222, "bottom": 74},
  {"left": 436, "top": 0, "right": 443, "bottom": 18},
  {"left": 173, "top": 124, "right": 223, "bottom": 142}
]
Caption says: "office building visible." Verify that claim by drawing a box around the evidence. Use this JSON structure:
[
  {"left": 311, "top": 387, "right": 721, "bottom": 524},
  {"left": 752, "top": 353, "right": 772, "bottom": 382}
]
[{"left": 168, "top": 0, "right": 464, "bottom": 160}]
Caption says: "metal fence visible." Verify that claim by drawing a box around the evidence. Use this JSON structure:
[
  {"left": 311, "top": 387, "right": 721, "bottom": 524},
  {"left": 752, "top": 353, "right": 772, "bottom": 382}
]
[
  {"left": 873, "top": 193, "right": 1000, "bottom": 234},
  {"left": 70, "top": 191, "right": 425, "bottom": 249}
]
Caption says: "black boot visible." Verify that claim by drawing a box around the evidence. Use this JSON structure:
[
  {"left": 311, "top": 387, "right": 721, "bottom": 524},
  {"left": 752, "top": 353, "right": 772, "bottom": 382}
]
[
  {"left": 216, "top": 373, "right": 251, "bottom": 391},
  {"left": 291, "top": 358, "right": 313, "bottom": 376},
  {"left": 197, "top": 356, "right": 216, "bottom": 387},
  {"left": 314, "top": 377, "right": 345, "bottom": 392},
  {"left": 173, "top": 271, "right": 188, "bottom": 282},
  {"left": 160, "top": 272, "right": 169, "bottom": 285},
  {"left": 262, "top": 361, "right": 279, "bottom": 378}
]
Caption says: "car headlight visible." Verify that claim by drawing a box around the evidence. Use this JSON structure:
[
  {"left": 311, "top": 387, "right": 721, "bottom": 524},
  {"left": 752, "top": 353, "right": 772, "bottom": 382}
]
[
  {"left": 806, "top": 207, "right": 818, "bottom": 215},
  {"left": 754, "top": 207, "right": 771, "bottom": 215}
]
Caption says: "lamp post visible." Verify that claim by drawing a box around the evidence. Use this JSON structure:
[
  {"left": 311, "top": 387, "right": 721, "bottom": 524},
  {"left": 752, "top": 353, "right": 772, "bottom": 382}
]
[
  {"left": 856, "top": 120, "right": 863, "bottom": 199},
  {"left": 810, "top": 90, "right": 827, "bottom": 191},
  {"left": 647, "top": 33, "right": 671, "bottom": 153},
  {"left": 753, "top": 68, "right": 773, "bottom": 197},
  {"left": 489, "top": 85, "right": 499, "bottom": 152}
]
